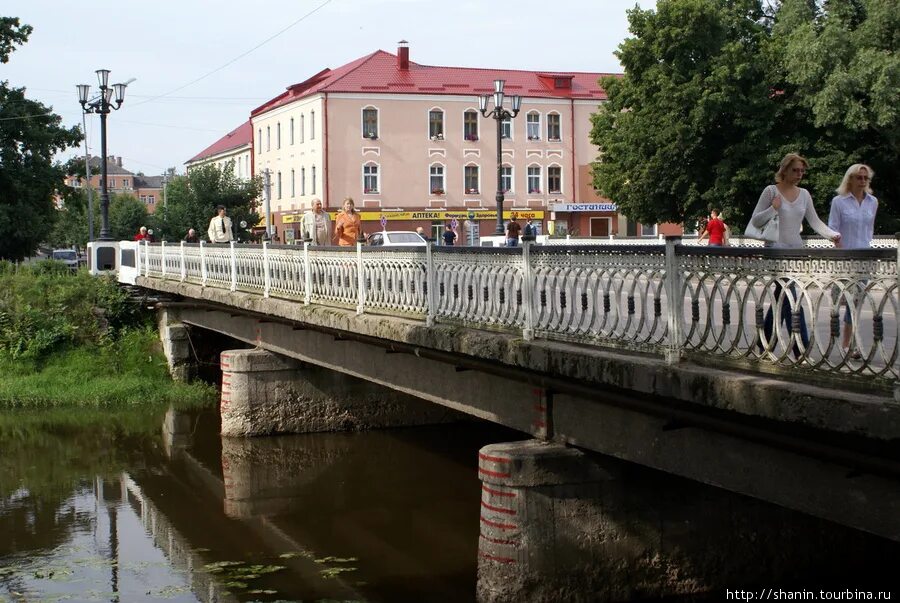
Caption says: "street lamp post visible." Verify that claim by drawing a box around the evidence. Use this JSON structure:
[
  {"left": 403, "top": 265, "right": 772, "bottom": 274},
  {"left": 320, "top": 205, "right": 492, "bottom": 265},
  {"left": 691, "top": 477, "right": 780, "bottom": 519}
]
[
  {"left": 479, "top": 80, "right": 522, "bottom": 235},
  {"left": 77, "top": 69, "right": 128, "bottom": 241}
]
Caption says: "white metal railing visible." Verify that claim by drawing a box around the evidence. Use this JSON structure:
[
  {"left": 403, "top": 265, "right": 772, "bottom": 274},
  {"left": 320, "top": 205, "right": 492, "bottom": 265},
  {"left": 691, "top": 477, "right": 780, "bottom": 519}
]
[
  {"left": 541, "top": 234, "right": 898, "bottom": 249},
  {"left": 135, "top": 239, "right": 899, "bottom": 392}
]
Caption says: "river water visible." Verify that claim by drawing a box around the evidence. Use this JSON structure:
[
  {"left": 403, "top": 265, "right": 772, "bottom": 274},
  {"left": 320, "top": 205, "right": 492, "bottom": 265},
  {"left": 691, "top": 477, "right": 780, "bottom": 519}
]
[{"left": 0, "top": 405, "right": 521, "bottom": 603}]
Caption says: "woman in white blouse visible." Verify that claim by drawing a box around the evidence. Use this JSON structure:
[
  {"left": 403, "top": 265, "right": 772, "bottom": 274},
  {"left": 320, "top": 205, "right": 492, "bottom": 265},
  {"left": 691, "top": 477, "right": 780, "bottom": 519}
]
[
  {"left": 829, "top": 164, "right": 878, "bottom": 358},
  {"left": 750, "top": 153, "right": 841, "bottom": 357}
]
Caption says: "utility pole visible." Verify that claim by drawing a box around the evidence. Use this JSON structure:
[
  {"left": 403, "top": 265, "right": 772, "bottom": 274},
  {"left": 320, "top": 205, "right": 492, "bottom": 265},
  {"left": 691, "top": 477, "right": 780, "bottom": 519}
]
[{"left": 262, "top": 169, "right": 273, "bottom": 237}]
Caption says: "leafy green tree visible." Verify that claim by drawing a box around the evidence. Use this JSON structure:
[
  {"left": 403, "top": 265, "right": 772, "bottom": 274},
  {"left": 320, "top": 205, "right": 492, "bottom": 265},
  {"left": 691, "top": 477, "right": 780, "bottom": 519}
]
[
  {"left": 591, "top": 0, "right": 899, "bottom": 231},
  {"left": 0, "top": 18, "right": 82, "bottom": 260}
]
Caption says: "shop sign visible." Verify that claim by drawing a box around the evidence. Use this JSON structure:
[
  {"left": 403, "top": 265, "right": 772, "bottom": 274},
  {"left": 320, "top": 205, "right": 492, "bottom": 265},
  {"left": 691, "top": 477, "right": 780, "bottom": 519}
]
[{"left": 549, "top": 203, "right": 617, "bottom": 212}]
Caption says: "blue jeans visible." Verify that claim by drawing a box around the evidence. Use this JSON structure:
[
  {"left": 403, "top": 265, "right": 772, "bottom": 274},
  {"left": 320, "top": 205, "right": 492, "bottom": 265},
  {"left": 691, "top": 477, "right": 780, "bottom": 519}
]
[
  {"left": 506, "top": 238, "right": 519, "bottom": 247},
  {"left": 763, "top": 280, "right": 809, "bottom": 357}
]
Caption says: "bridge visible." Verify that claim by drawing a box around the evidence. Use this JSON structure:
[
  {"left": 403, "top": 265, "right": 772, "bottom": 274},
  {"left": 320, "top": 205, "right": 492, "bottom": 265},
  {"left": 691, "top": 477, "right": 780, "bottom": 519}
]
[{"left": 117, "top": 238, "right": 900, "bottom": 601}]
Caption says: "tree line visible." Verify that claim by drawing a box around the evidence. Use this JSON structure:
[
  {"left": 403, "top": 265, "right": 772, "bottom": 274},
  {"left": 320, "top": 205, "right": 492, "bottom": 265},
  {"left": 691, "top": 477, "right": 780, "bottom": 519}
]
[{"left": 591, "top": 0, "right": 898, "bottom": 232}]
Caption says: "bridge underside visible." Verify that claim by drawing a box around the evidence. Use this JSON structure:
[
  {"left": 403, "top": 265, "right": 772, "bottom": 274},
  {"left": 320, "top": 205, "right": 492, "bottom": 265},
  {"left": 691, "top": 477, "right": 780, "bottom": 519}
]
[{"left": 160, "top": 299, "right": 900, "bottom": 544}]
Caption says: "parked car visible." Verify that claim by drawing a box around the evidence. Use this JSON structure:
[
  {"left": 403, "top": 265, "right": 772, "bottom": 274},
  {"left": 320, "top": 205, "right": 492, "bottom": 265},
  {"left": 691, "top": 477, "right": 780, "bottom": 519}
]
[
  {"left": 366, "top": 231, "right": 428, "bottom": 247},
  {"left": 51, "top": 249, "right": 81, "bottom": 270}
]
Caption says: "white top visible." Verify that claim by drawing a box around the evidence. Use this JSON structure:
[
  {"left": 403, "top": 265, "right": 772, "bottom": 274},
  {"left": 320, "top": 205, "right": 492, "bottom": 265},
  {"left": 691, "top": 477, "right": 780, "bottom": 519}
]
[
  {"left": 828, "top": 192, "right": 878, "bottom": 250},
  {"left": 207, "top": 215, "right": 233, "bottom": 243},
  {"left": 751, "top": 185, "right": 838, "bottom": 249}
]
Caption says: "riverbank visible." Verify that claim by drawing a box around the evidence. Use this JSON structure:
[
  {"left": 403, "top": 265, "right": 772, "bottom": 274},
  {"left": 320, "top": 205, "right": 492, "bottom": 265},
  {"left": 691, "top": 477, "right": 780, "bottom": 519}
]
[{"left": 0, "top": 261, "right": 216, "bottom": 408}]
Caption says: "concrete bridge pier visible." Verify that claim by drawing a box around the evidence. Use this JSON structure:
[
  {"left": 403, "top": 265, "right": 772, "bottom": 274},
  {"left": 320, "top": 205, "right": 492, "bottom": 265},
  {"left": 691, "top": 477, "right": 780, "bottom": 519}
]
[
  {"left": 158, "top": 308, "right": 195, "bottom": 382},
  {"left": 476, "top": 440, "right": 887, "bottom": 603},
  {"left": 219, "top": 348, "right": 461, "bottom": 437}
]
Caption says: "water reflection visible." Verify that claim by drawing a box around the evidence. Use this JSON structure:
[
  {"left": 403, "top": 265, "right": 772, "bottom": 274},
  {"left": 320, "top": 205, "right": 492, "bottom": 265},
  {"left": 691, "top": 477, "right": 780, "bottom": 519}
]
[{"left": 1, "top": 406, "right": 513, "bottom": 602}]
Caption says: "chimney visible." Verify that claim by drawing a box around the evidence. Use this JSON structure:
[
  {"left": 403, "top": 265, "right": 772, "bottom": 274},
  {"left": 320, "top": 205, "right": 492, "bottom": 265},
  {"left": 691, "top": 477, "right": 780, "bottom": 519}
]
[
  {"left": 117, "top": 156, "right": 123, "bottom": 167},
  {"left": 397, "top": 40, "right": 409, "bottom": 71}
]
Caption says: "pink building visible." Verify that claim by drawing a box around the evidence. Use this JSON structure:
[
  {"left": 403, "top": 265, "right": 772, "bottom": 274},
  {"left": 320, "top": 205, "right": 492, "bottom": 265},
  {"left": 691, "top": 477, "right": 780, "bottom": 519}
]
[{"left": 249, "top": 42, "right": 639, "bottom": 241}]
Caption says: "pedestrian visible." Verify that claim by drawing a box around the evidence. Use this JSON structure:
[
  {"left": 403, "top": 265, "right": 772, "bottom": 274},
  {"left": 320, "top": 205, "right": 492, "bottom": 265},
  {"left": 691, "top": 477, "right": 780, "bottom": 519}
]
[
  {"left": 523, "top": 218, "right": 537, "bottom": 238},
  {"left": 442, "top": 223, "right": 457, "bottom": 246},
  {"left": 134, "top": 226, "right": 150, "bottom": 241},
  {"left": 506, "top": 218, "right": 521, "bottom": 247},
  {"left": 207, "top": 205, "right": 234, "bottom": 243},
  {"left": 334, "top": 197, "right": 362, "bottom": 246},
  {"left": 696, "top": 209, "right": 729, "bottom": 246},
  {"left": 183, "top": 228, "right": 199, "bottom": 243},
  {"left": 750, "top": 153, "right": 841, "bottom": 358},
  {"left": 301, "top": 198, "right": 333, "bottom": 246},
  {"left": 416, "top": 226, "right": 430, "bottom": 241},
  {"left": 829, "top": 163, "right": 878, "bottom": 360}
]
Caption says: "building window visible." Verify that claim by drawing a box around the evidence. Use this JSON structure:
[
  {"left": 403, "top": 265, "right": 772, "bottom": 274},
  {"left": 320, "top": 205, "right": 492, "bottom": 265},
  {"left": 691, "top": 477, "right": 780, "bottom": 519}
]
[
  {"left": 362, "top": 107, "right": 378, "bottom": 139},
  {"left": 301, "top": 167, "right": 306, "bottom": 196},
  {"left": 258, "top": 128, "right": 262, "bottom": 154},
  {"left": 148, "top": 195, "right": 155, "bottom": 204},
  {"left": 363, "top": 163, "right": 379, "bottom": 193},
  {"left": 527, "top": 166, "right": 541, "bottom": 194},
  {"left": 291, "top": 168, "right": 295, "bottom": 197},
  {"left": 464, "top": 165, "right": 479, "bottom": 194},
  {"left": 430, "top": 164, "right": 445, "bottom": 194},
  {"left": 290, "top": 118, "right": 295, "bottom": 145},
  {"left": 500, "top": 166, "right": 513, "bottom": 193},
  {"left": 641, "top": 223, "right": 657, "bottom": 237},
  {"left": 277, "top": 122, "right": 281, "bottom": 149},
  {"left": 300, "top": 115, "right": 305, "bottom": 143},
  {"left": 464, "top": 110, "right": 479, "bottom": 141},
  {"left": 140, "top": 195, "right": 147, "bottom": 203},
  {"left": 526, "top": 112, "right": 540, "bottom": 140},
  {"left": 547, "top": 113, "right": 561, "bottom": 141},
  {"left": 123, "top": 178, "right": 130, "bottom": 188},
  {"left": 311, "top": 165, "right": 316, "bottom": 194},
  {"left": 266, "top": 126, "right": 271, "bottom": 151},
  {"left": 429, "top": 109, "right": 444, "bottom": 140},
  {"left": 277, "top": 171, "right": 282, "bottom": 199},
  {"left": 310, "top": 111, "right": 315, "bottom": 139},
  {"left": 501, "top": 116, "right": 512, "bottom": 140},
  {"left": 548, "top": 166, "right": 562, "bottom": 194}
]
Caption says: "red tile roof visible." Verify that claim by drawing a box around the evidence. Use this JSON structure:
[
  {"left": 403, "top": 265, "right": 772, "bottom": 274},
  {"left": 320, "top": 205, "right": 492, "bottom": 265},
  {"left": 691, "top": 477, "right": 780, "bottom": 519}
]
[
  {"left": 185, "top": 120, "right": 252, "bottom": 164},
  {"left": 251, "top": 50, "right": 617, "bottom": 117}
]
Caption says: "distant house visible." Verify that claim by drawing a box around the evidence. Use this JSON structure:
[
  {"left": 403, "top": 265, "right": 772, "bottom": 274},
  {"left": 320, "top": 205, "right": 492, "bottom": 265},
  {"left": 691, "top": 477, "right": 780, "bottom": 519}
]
[{"left": 64, "top": 156, "right": 165, "bottom": 214}]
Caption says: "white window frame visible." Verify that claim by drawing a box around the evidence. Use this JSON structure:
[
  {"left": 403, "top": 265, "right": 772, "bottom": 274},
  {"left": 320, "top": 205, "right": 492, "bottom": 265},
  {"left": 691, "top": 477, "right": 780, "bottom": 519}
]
[
  {"left": 362, "top": 106, "right": 379, "bottom": 139},
  {"left": 547, "top": 164, "right": 563, "bottom": 194},
  {"left": 363, "top": 162, "right": 380, "bottom": 194},
  {"left": 428, "top": 108, "right": 445, "bottom": 140},
  {"left": 266, "top": 126, "right": 271, "bottom": 151},
  {"left": 501, "top": 116, "right": 512, "bottom": 140},
  {"left": 310, "top": 111, "right": 315, "bottom": 139},
  {"left": 300, "top": 114, "right": 305, "bottom": 143},
  {"left": 258, "top": 128, "right": 262, "bottom": 154},
  {"left": 500, "top": 165, "right": 513, "bottom": 194},
  {"left": 290, "top": 118, "right": 295, "bottom": 145},
  {"left": 301, "top": 166, "right": 306, "bottom": 196},
  {"left": 640, "top": 223, "right": 658, "bottom": 237},
  {"left": 311, "top": 165, "right": 316, "bottom": 194},
  {"left": 277, "top": 171, "right": 282, "bottom": 199},
  {"left": 148, "top": 195, "right": 155, "bottom": 204},
  {"left": 547, "top": 112, "right": 562, "bottom": 142},
  {"left": 527, "top": 165, "right": 541, "bottom": 194},
  {"left": 463, "top": 109, "right": 479, "bottom": 141},
  {"left": 526, "top": 111, "right": 541, "bottom": 141},
  {"left": 429, "top": 163, "right": 446, "bottom": 195},
  {"left": 291, "top": 168, "right": 295, "bottom": 197},
  {"left": 277, "top": 122, "right": 281, "bottom": 149},
  {"left": 464, "top": 164, "right": 480, "bottom": 195}
]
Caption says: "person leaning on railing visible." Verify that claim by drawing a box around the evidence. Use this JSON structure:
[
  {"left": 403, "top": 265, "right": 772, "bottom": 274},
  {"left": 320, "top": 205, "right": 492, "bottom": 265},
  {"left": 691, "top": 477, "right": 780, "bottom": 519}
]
[
  {"left": 750, "top": 153, "right": 841, "bottom": 358},
  {"left": 829, "top": 163, "right": 878, "bottom": 360}
]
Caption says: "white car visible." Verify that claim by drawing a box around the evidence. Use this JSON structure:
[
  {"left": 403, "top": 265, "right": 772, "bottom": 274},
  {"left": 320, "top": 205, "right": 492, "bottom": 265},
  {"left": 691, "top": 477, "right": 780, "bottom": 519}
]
[
  {"left": 51, "top": 248, "right": 80, "bottom": 270},
  {"left": 366, "top": 231, "right": 428, "bottom": 247}
]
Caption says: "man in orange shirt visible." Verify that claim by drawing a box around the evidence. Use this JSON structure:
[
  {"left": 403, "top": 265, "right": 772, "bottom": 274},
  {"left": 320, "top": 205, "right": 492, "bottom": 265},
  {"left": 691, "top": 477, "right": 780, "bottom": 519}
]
[{"left": 334, "top": 197, "right": 363, "bottom": 246}]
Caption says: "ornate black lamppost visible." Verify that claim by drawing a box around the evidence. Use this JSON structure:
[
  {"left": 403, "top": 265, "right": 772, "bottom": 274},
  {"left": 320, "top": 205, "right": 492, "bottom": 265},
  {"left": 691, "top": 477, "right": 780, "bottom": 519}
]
[
  {"left": 479, "top": 79, "right": 521, "bottom": 235},
  {"left": 77, "top": 70, "right": 127, "bottom": 241}
]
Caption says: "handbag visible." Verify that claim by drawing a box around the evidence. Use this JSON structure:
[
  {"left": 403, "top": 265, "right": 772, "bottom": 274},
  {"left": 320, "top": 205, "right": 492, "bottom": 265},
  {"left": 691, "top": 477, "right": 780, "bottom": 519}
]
[{"left": 745, "top": 213, "right": 779, "bottom": 243}]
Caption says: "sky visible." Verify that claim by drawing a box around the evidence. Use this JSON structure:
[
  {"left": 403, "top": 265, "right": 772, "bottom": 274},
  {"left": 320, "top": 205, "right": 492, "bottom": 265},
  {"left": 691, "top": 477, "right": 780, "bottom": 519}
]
[{"left": 3, "top": 0, "right": 655, "bottom": 176}]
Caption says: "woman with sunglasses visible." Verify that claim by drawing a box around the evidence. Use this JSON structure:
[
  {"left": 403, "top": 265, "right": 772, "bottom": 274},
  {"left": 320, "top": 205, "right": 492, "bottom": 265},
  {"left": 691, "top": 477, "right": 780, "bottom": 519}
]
[
  {"left": 750, "top": 153, "right": 841, "bottom": 358},
  {"left": 829, "top": 164, "right": 878, "bottom": 359}
]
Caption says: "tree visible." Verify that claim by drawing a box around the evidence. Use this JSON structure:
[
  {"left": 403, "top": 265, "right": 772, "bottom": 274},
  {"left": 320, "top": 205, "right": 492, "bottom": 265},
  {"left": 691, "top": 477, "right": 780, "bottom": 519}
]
[
  {"left": 591, "top": 0, "right": 899, "bottom": 232},
  {"left": 152, "top": 162, "right": 261, "bottom": 242},
  {"left": 0, "top": 18, "right": 82, "bottom": 260}
]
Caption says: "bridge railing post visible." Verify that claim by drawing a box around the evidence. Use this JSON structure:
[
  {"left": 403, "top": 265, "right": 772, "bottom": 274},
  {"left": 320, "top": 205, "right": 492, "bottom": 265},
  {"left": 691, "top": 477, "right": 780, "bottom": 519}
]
[
  {"left": 303, "top": 242, "right": 311, "bottom": 305},
  {"left": 895, "top": 234, "right": 900, "bottom": 403},
  {"left": 664, "top": 235, "right": 683, "bottom": 364},
  {"left": 522, "top": 240, "right": 535, "bottom": 341},
  {"left": 200, "top": 241, "right": 207, "bottom": 287},
  {"left": 161, "top": 241, "right": 167, "bottom": 278},
  {"left": 229, "top": 241, "right": 237, "bottom": 292},
  {"left": 356, "top": 242, "right": 365, "bottom": 315},
  {"left": 425, "top": 241, "right": 436, "bottom": 326},
  {"left": 180, "top": 241, "right": 186, "bottom": 282},
  {"left": 135, "top": 240, "right": 142, "bottom": 276},
  {"left": 262, "top": 241, "right": 270, "bottom": 298},
  {"left": 144, "top": 240, "right": 150, "bottom": 277}
]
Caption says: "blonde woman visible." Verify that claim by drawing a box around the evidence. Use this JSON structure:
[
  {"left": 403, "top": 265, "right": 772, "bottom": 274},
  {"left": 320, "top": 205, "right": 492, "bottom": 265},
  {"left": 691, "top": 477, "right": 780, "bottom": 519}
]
[
  {"left": 751, "top": 153, "right": 840, "bottom": 358},
  {"left": 333, "top": 197, "right": 362, "bottom": 246},
  {"left": 829, "top": 164, "right": 878, "bottom": 358}
]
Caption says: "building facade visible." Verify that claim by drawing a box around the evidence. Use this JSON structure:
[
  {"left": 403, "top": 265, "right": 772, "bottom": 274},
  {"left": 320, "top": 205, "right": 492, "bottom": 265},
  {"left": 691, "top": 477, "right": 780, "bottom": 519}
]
[
  {"left": 184, "top": 121, "right": 253, "bottom": 181},
  {"left": 65, "top": 156, "right": 164, "bottom": 214},
  {"left": 248, "top": 43, "right": 663, "bottom": 242}
]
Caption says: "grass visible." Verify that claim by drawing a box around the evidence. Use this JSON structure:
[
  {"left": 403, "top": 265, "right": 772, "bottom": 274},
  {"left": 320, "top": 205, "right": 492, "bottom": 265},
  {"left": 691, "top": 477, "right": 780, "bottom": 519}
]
[{"left": 0, "top": 327, "right": 216, "bottom": 408}]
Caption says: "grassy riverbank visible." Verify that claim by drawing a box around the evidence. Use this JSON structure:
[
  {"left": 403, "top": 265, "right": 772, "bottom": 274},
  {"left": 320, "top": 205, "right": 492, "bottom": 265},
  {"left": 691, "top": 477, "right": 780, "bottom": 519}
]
[{"left": 0, "top": 261, "right": 216, "bottom": 408}]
